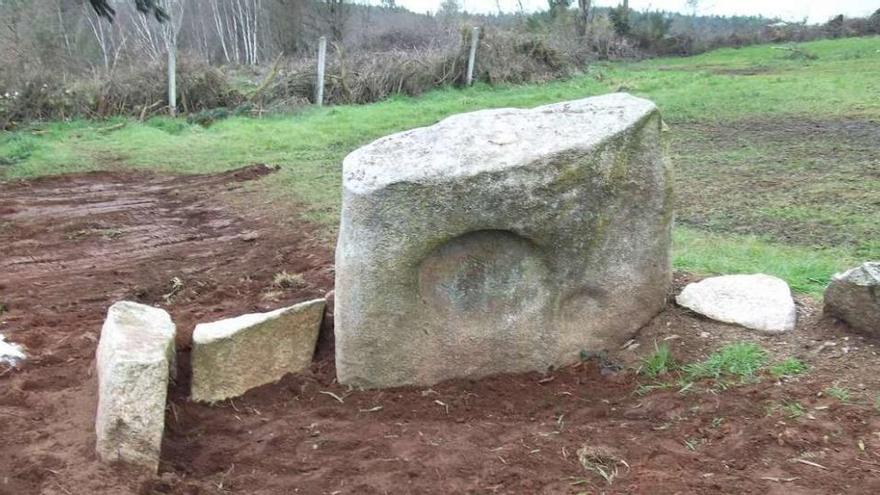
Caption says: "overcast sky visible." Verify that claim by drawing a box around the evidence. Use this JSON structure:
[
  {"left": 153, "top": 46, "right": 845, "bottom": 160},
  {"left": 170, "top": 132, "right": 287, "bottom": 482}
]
[{"left": 393, "top": 0, "right": 878, "bottom": 24}]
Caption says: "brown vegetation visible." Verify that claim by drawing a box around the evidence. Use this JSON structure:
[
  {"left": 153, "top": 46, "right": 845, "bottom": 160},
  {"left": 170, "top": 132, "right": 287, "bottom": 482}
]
[{"left": 1, "top": 1, "right": 878, "bottom": 128}]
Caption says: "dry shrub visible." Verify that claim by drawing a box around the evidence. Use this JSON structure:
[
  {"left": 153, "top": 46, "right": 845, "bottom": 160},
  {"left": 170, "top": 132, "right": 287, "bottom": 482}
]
[
  {"left": 1, "top": 58, "right": 241, "bottom": 129},
  {"left": 0, "top": 24, "right": 639, "bottom": 128},
  {"left": 475, "top": 29, "right": 574, "bottom": 85},
  {"left": 266, "top": 28, "right": 592, "bottom": 107},
  {"left": 265, "top": 46, "right": 465, "bottom": 106},
  {"left": 92, "top": 60, "right": 241, "bottom": 117},
  {"left": 0, "top": 75, "right": 90, "bottom": 129}
]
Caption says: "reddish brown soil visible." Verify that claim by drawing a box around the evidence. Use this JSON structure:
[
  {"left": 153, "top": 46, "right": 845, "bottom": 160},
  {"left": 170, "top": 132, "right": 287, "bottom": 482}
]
[{"left": 1, "top": 168, "right": 879, "bottom": 495}]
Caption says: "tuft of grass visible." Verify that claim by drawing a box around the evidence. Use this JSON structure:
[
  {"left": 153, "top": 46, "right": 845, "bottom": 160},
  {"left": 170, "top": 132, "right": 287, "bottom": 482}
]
[
  {"left": 577, "top": 446, "right": 627, "bottom": 485},
  {"left": 770, "top": 357, "right": 808, "bottom": 378},
  {"left": 683, "top": 342, "right": 768, "bottom": 382},
  {"left": 261, "top": 289, "right": 284, "bottom": 302},
  {"left": 635, "top": 382, "right": 674, "bottom": 395},
  {"left": 640, "top": 342, "right": 675, "bottom": 378},
  {"left": 272, "top": 271, "right": 306, "bottom": 289},
  {"left": 162, "top": 276, "right": 184, "bottom": 303},
  {"left": 779, "top": 401, "right": 806, "bottom": 419},
  {"left": 66, "top": 227, "right": 124, "bottom": 241},
  {"left": 683, "top": 438, "right": 702, "bottom": 451},
  {"left": 824, "top": 384, "right": 851, "bottom": 403}
]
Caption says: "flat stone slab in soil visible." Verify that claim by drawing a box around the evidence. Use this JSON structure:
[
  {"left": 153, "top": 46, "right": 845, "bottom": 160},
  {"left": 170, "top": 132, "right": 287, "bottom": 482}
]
[
  {"left": 336, "top": 92, "right": 673, "bottom": 388},
  {"left": 676, "top": 274, "right": 797, "bottom": 333},
  {"left": 824, "top": 261, "right": 880, "bottom": 337},
  {"left": 191, "top": 298, "right": 326, "bottom": 402},
  {"left": 95, "top": 301, "right": 176, "bottom": 472}
]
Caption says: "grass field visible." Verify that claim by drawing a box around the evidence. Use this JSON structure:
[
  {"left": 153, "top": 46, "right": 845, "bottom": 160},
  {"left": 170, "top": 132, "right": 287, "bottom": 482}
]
[{"left": 2, "top": 36, "right": 879, "bottom": 296}]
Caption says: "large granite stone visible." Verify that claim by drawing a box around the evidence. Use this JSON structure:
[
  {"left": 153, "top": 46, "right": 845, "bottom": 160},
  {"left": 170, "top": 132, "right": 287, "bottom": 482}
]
[
  {"left": 824, "top": 262, "right": 880, "bottom": 337},
  {"left": 191, "top": 298, "right": 326, "bottom": 402},
  {"left": 95, "top": 301, "right": 176, "bottom": 472},
  {"left": 335, "top": 93, "right": 673, "bottom": 388},
  {"left": 676, "top": 274, "right": 797, "bottom": 333}
]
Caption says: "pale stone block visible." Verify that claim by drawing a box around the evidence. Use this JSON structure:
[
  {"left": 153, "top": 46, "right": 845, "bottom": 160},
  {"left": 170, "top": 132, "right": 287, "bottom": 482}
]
[
  {"left": 335, "top": 93, "right": 673, "bottom": 388},
  {"left": 96, "top": 301, "right": 176, "bottom": 472},
  {"left": 191, "top": 298, "right": 325, "bottom": 402},
  {"left": 676, "top": 274, "right": 797, "bottom": 333}
]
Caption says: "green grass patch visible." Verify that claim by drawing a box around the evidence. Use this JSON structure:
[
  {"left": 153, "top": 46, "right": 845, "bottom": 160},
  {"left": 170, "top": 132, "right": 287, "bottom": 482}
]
[
  {"left": 769, "top": 357, "right": 808, "bottom": 378},
  {"left": 145, "top": 116, "right": 194, "bottom": 135},
  {"left": 0, "top": 133, "right": 41, "bottom": 166},
  {"left": 637, "top": 341, "right": 782, "bottom": 395},
  {"left": 673, "top": 227, "right": 852, "bottom": 297},
  {"left": 683, "top": 342, "right": 767, "bottom": 382},
  {"left": 1, "top": 36, "right": 878, "bottom": 296}
]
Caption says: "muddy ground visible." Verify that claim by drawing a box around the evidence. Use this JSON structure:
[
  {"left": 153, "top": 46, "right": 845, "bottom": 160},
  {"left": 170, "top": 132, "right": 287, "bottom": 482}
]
[
  {"left": 1, "top": 167, "right": 879, "bottom": 494},
  {"left": 671, "top": 117, "right": 880, "bottom": 257}
]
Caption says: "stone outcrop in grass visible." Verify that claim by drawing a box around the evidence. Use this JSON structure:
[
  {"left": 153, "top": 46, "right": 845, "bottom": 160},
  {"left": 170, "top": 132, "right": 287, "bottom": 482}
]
[
  {"left": 95, "top": 301, "right": 176, "bottom": 472},
  {"left": 335, "top": 93, "right": 673, "bottom": 388},
  {"left": 824, "top": 262, "right": 880, "bottom": 337},
  {"left": 676, "top": 274, "right": 797, "bottom": 333},
  {"left": 191, "top": 299, "right": 326, "bottom": 402}
]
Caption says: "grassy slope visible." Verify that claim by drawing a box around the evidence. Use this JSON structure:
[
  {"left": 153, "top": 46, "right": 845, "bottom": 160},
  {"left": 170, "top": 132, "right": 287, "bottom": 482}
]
[{"left": 3, "top": 36, "right": 879, "bottom": 296}]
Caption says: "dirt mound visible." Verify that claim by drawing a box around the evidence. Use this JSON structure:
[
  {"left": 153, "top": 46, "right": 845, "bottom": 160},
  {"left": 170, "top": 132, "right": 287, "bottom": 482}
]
[{"left": 1, "top": 169, "right": 879, "bottom": 494}]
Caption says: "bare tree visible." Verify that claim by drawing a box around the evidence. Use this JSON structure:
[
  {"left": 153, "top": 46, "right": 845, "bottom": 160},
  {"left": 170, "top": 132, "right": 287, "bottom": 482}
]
[
  {"left": 207, "top": 0, "right": 264, "bottom": 65},
  {"left": 84, "top": 3, "right": 128, "bottom": 70},
  {"left": 88, "top": 0, "right": 168, "bottom": 22},
  {"left": 320, "top": 0, "right": 349, "bottom": 44},
  {"left": 577, "top": 0, "right": 592, "bottom": 37}
]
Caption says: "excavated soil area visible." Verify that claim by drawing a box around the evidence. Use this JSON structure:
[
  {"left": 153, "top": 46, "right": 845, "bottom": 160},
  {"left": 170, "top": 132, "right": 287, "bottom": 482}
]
[{"left": 1, "top": 167, "right": 879, "bottom": 494}]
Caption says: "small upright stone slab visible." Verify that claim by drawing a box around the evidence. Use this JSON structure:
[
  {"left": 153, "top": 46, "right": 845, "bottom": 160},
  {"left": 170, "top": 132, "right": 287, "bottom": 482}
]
[
  {"left": 96, "top": 301, "right": 176, "bottom": 472},
  {"left": 191, "top": 298, "right": 326, "bottom": 403},
  {"left": 336, "top": 93, "right": 673, "bottom": 388},
  {"left": 676, "top": 274, "right": 797, "bottom": 333},
  {"left": 824, "top": 262, "right": 880, "bottom": 337}
]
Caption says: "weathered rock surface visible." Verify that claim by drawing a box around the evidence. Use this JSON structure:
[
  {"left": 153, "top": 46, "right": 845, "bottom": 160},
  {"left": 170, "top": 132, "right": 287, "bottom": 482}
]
[
  {"left": 335, "top": 93, "right": 673, "bottom": 388},
  {"left": 191, "top": 298, "right": 326, "bottom": 402},
  {"left": 824, "top": 262, "right": 880, "bottom": 337},
  {"left": 676, "top": 274, "right": 797, "bottom": 333},
  {"left": 95, "top": 301, "right": 176, "bottom": 472}
]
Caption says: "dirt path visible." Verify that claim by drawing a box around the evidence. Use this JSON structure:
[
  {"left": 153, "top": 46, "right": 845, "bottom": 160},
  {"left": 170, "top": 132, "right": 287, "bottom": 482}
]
[{"left": 1, "top": 168, "right": 879, "bottom": 494}]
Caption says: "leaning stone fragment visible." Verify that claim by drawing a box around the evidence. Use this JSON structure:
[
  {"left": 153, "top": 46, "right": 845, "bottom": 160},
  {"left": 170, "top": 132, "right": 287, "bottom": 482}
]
[
  {"left": 335, "top": 93, "right": 673, "bottom": 388},
  {"left": 824, "top": 262, "right": 880, "bottom": 337},
  {"left": 191, "top": 298, "right": 326, "bottom": 403},
  {"left": 95, "top": 301, "right": 176, "bottom": 472},
  {"left": 676, "top": 274, "right": 797, "bottom": 333}
]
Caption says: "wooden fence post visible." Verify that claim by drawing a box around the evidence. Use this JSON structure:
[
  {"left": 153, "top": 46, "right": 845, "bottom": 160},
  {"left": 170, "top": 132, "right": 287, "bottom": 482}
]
[
  {"left": 466, "top": 26, "right": 480, "bottom": 86},
  {"left": 316, "top": 36, "right": 327, "bottom": 106},
  {"left": 167, "top": 37, "right": 177, "bottom": 116}
]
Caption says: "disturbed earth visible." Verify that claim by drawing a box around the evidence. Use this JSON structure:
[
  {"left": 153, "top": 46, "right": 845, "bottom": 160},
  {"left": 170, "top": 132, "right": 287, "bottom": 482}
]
[{"left": 1, "top": 167, "right": 879, "bottom": 494}]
